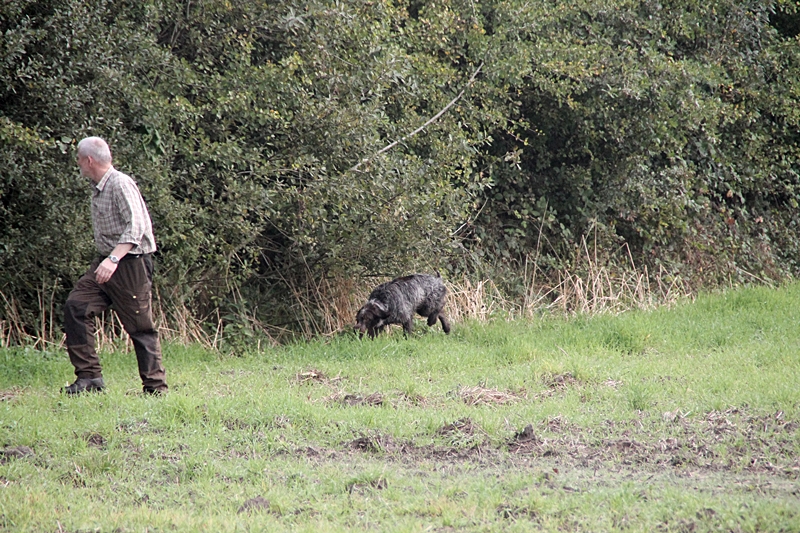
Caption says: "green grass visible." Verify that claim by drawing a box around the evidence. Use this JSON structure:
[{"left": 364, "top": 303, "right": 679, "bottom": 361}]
[{"left": 1, "top": 283, "right": 799, "bottom": 531}]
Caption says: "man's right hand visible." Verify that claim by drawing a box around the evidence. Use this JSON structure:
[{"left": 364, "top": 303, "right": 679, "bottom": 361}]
[{"left": 94, "top": 258, "right": 118, "bottom": 284}]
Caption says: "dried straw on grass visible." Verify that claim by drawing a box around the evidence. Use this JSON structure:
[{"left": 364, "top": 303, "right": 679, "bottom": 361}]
[
  {"left": 296, "top": 368, "right": 343, "bottom": 385},
  {"left": 458, "top": 386, "right": 524, "bottom": 406}
]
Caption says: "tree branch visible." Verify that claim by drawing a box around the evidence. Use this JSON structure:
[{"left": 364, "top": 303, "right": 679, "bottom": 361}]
[{"left": 350, "top": 62, "right": 484, "bottom": 172}]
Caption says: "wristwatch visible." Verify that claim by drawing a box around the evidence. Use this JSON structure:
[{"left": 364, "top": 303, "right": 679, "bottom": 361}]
[{"left": 108, "top": 255, "right": 120, "bottom": 264}]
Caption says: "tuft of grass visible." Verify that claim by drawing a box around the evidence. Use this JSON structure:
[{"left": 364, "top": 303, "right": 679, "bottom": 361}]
[{"left": 1, "top": 282, "right": 799, "bottom": 531}]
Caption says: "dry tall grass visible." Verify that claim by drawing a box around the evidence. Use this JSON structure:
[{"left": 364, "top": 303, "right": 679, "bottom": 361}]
[
  {"left": 0, "top": 288, "right": 133, "bottom": 352},
  {"left": 279, "top": 267, "right": 362, "bottom": 339},
  {"left": 521, "top": 238, "right": 692, "bottom": 317},
  {"left": 292, "top": 237, "right": 692, "bottom": 336},
  {"left": 1, "top": 241, "right": 692, "bottom": 349},
  {"left": 447, "top": 241, "right": 690, "bottom": 323}
]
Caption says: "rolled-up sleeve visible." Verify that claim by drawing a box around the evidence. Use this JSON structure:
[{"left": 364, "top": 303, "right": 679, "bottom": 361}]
[
  {"left": 92, "top": 169, "right": 157, "bottom": 255},
  {"left": 114, "top": 178, "right": 148, "bottom": 246}
]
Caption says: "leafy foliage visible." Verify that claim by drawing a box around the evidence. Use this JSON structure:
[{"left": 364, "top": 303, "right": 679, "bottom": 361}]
[
  {"left": 1, "top": 0, "right": 799, "bottom": 341},
  {"left": 472, "top": 0, "right": 800, "bottom": 289}
]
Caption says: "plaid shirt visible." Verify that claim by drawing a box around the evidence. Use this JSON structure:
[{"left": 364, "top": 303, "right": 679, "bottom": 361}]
[{"left": 91, "top": 167, "right": 157, "bottom": 256}]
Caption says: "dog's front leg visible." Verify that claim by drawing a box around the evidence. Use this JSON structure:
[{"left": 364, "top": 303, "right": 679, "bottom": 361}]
[{"left": 438, "top": 313, "right": 451, "bottom": 334}]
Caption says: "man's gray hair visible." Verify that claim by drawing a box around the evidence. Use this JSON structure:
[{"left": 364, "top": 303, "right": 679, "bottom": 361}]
[{"left": 77, "top": 136, "right": 112, "bottom": 164}]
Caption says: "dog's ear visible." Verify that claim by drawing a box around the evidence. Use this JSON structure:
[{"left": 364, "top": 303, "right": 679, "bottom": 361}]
[{"left": 368, "top": 299, "right": 389, "bottom": 316}]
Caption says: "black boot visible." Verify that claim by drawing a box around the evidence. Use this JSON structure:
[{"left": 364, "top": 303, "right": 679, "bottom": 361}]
[{"left": 63, "top": 377, "right": 105, "bottom": 395}]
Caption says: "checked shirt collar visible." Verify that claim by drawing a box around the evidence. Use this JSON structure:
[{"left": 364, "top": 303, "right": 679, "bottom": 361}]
[{"left": 94, "top": 165, "right": 116, "bottom": 192}]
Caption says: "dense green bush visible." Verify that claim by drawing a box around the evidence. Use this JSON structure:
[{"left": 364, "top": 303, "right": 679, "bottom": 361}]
[
  {"left": 2, "top": 0, "right": 799, "bottom": 342},
  {"left": 471, "top": 0, "right": 800, "bottom": 290}
]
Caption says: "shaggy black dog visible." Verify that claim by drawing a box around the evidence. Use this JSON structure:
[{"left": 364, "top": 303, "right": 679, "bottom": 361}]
[{"left": 355, "top": 273, "right": 451, "bottom": 338}]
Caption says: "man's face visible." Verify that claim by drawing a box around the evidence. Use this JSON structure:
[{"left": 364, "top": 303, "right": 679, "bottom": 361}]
[{"left": 76, "top": 153, "right": 91, "bottom": 178}]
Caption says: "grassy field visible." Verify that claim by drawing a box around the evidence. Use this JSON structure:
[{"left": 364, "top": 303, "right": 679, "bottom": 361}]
[{"left": 1, "top": 282, "right": 799, "bottom": 532}]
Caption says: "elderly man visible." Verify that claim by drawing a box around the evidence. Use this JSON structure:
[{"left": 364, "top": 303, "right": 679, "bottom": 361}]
[{"left": 63, "top": 136, "right": 168, "bottom": 395}]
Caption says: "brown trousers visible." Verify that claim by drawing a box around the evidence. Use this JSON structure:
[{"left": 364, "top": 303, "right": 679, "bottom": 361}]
[{"left": 64, "top": 254, "right": 167, "bottom": 392}]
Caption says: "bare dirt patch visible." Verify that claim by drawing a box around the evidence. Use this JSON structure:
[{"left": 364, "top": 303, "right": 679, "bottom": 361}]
[
  {"left": 496, "top": 504, "right": 540, "bottom": 522},
  {"left": 506, "top": 408, "right": 800, "bottom": 477},
  {"left": 543, "top": 372, "right": 582, "bottom": 389},
  {"left": 85, "top": 433, "right": 106, "bottom": 449},
  {"left": 0, "top": 387, "right": 24, "bottom": 402},
  {"left": 320, "top": 408, "right": 799, "bottom": 480},
  {"left": 347, "top": 434, "right": 407, "bottom": 453},
  {"left": 437, "top": 417, "right": 480, "bottom": 437},
  {"left": 324, "top": 391, "right": 386, "bottom": 407},
  {"left": 0, "top": 445, "right": 33, "bottom": 463},
  {"left": 397, "top": 391, "right": 428, "bottom": 407},
  {"left": 238, "top": 496, "right": 274, "bottom": 514}
]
